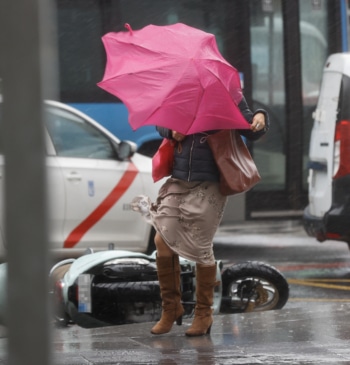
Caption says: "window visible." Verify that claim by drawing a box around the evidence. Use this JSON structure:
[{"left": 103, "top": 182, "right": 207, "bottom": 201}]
[
  {"left": 250, "top": 3, "right": 286, "bottom": 190},
  {"left": 45, "top": 106, "right": 116, "bottom": 159}
]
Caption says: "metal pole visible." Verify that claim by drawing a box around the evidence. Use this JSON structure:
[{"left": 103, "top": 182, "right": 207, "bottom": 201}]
[
  {"left": 282, "top": 0, "right": 304, "bottom": 210},
  {"left": 0, "top": 0, "right": 58, "bottom": 364}
]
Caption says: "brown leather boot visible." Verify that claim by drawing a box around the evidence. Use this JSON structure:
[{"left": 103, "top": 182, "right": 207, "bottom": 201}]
[
  {"left": 151, "top": 255, "right": 184, "bottom": 335},
  {"left": 185, "top": 264, "right": 217, "bottom": 337}
]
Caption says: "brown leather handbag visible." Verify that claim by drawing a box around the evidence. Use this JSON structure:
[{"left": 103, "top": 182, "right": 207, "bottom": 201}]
[{"left": 207, "top": 129, "right": 261, "bottom": 196}]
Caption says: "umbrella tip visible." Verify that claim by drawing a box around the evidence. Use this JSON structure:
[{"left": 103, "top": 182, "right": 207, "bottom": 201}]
[{"left": 124, "top": 23, "right": 133, "bottom": 35}]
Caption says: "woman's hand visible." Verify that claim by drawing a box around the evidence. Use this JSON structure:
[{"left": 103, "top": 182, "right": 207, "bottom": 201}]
[
  {"left": 172, "top": 130, "right": 186, "bottom": 142},
  {"left": 250, "top": 112, "right": 266, "bottom": 132}
]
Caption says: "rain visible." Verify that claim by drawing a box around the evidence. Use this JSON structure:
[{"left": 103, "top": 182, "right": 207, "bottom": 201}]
[{"left": 0, "top": 0, "right": 349, "bottom": 364}]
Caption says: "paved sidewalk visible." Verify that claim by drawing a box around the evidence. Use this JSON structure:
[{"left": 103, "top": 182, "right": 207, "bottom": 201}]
[{"left": 48, "top": 302, "right": 350, "bottom": 364}]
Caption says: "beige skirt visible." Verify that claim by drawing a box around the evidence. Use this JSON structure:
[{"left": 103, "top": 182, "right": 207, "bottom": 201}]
[{"left": 149, "top": 178, "right": 227, "bottom": 265}]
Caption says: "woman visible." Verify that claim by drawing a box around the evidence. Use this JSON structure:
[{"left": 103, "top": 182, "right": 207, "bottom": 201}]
[{"left": 133, "top": 96, "right": 269, "bottom": 336}]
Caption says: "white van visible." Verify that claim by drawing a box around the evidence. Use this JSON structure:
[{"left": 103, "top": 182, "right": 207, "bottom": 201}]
[{"left": 303, "top": 53, "right": 350, "bottom": 248}]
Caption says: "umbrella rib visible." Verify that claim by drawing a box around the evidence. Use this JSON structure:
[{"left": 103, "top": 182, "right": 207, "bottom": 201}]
[
  {"left": 203, "top": 60, "right": 242, "bottom": 104},
  {"left": 190, "top": 60, "right": 206, "bottom": 123},
  {"left": 145, "top": 59, "right": 237, "bottom": 132},
  {"left": 105, "top": 36, "right": 191, "bottom": 61},
  {"left": 146, "top": 58, "right": 205, "bottom": 131},
  {"left": 102, "top": 55, "right": 189, "bottom": 83}
]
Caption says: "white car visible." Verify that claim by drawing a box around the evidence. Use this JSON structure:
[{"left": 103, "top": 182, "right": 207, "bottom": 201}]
[
  {"left": 303, "top": 53, "right": 350, "bottom": 248},
  {"left": 0, "top": 100, "right": 161, "bottom": 258}
]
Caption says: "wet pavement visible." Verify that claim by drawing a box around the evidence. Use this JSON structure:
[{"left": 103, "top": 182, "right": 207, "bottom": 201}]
[
  {"left": 49, "top": 302, "right": 350, "bottom": 364},
  {"left": 1, "top": 220, "right": 350, "bottom": 364},
  {"left": 0, "top": 302, "right": 350, "bottom": 364}
]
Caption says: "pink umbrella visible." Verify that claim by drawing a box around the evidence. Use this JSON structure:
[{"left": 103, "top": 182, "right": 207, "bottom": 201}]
[{"left": 97, "top": 23, "right": 250, "bottom": 135}]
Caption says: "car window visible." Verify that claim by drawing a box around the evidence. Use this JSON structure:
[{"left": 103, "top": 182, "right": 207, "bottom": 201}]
[{"left": 45, "top": 106, "right": 117, "bottom": 159}]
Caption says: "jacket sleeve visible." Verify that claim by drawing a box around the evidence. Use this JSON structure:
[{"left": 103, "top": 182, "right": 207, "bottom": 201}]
[
  {"left": 237, "top": 96, "right": 270, "bottom": 141},
  {"left": 156, "top": 126, "right": 172, "bottom": 139}
]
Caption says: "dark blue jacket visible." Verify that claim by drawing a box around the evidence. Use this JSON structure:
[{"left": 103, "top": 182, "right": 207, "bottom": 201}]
[{"left": 157, "top": 97, "right": 269, "bottom": 182}]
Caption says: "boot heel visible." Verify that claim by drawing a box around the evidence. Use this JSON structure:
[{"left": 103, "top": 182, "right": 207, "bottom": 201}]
[
  {"left": 176, "top": 315, "right": 183, "bottom": 326},
  {"left": 206, "top": 324, "right": 212, "bottom": 334}
]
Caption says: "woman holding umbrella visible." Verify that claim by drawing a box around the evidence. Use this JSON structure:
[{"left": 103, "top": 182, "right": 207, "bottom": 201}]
[
  {"left": 98, "top": 22, "right": 269, "bottom": 336},
  {"left": 133, "top": 96, "right": 269, "bottom": 337}
]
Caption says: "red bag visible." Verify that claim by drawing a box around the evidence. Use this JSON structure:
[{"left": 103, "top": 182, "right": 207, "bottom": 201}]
[{"left": 152, "top": 138, "right": 175, "bottom": 182}]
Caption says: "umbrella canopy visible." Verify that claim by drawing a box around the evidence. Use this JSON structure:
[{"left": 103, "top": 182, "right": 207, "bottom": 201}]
[{"left": 98, "top": 23, "right": 250, "bottom": 135}]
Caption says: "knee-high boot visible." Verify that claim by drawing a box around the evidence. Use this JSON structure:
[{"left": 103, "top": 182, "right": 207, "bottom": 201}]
[
  {"left": 151, "top": 255, "right": 184, "bottom": 335},
  {"left": 185, "top": 264, "right": 217, "bottom": 337}
]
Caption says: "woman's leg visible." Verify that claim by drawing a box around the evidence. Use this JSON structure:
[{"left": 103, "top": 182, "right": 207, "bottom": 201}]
[
  {"left": 154, "top": 232, "right": 174, "bottom": 257},
  {"left": 185, "top": 263, "right": 217, "bottom": 336},
  {"left": 151, "top": 233, "right": 184, "bottom": 335}
]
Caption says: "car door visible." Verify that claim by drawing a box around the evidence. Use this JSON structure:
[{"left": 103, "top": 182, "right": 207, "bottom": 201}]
[
  {"left": 307, "top": 64, "right": 342, "bottom": 218},
  {"left": 45, "top": 128, "right": 67, "bottom": 249},
  {"left": 45, "top": 103, "right": 149, "bottom": 252},
  {"left": 0, "top": 107, "right": 66, "bottom": 258}
]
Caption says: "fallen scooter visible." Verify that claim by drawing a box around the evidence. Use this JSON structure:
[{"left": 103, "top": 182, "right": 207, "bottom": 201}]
[{"left": 50, "top": 247, "right": 289, "bottom": 329}]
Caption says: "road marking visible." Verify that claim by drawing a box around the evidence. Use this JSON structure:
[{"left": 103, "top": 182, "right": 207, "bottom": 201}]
[
  {"left": 288, "top": 278, "right": 350, "bottom": 291},
  {"left": 299, "top": 278, "right": 350, "bottom": 282},
  {"left": 289, "top": 298, "right": 350, "bottom": 302},
  {"left": 280, "top": 262, "right": 350, "bottom": 271}
]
